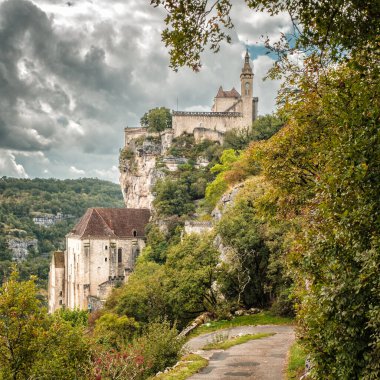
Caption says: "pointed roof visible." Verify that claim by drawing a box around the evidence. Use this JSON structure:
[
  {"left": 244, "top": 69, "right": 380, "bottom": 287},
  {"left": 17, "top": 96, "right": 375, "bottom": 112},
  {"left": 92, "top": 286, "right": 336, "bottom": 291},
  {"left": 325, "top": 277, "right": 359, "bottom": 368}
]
[
  {"left": 215, "top": 86, "right": 240, "bottom": 98},
  {"left": 241, "top": 49, "right": 253, "bottom": 75},
  {"left": 68, "top": 208, "right": 151, "bottom": 239}
]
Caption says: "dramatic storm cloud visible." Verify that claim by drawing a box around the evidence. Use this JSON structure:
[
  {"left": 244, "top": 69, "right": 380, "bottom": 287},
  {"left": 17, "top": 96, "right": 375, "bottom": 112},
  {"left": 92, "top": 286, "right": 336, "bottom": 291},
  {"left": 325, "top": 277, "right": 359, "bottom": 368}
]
[{"left": 0, "top": 0, "right": 291, "bottom": 182}]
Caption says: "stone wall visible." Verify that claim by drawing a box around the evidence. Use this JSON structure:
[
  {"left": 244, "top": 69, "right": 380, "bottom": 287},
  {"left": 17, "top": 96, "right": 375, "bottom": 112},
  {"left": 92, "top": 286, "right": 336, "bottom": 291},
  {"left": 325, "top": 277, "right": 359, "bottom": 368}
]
[
  {"left": 184, "top": 221, "right": 213, "bottom": 235},
  {"left": 172, "top": 111, "right": 245, "bottom": 137},
  {"left": 64, "top": 237, "right": 145, "bottom": 310}
]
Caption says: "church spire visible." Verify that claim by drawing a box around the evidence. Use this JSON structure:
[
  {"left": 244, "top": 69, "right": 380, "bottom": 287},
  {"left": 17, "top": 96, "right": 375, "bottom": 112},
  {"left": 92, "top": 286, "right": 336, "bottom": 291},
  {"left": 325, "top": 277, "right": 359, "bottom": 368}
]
[{"left": 242, "top": 49, "right": 253, "bottom": 75}]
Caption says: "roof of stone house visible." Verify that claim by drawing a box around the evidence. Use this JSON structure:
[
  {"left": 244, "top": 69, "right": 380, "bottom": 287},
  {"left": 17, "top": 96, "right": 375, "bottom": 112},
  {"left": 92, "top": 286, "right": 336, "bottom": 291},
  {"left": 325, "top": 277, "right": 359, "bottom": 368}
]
[
  {"left": 215, "top": 86, "right": 240, "bottom": 98},
  {"left": 68, "top": 208, "right": 151, "bottom": 239},
  {"left": 53, "top": 251, "right": 65, "bottom": 268}
]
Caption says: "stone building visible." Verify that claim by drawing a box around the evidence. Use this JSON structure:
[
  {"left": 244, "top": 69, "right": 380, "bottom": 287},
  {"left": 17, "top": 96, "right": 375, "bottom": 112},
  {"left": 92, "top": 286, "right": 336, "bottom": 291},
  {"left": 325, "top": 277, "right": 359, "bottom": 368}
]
[
  {"left": 48, "top": 208, "right": 150, "bottom": 313},
  {"left": 172, "top": 49, "right": 258, "bottom": 140}
]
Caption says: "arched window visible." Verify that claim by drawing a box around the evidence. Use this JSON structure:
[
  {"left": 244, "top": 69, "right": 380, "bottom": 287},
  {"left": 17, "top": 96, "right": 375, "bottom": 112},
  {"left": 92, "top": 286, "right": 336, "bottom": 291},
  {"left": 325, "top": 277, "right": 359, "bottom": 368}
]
[
  {"left": 118, "top": 248, "right": 122, "bottom": 263},
  {"left": 245, "top": 82, "right": 249, "bottom": 95},
  {"left": 133, "top": 230, "right": 137, "bottom": 237}
]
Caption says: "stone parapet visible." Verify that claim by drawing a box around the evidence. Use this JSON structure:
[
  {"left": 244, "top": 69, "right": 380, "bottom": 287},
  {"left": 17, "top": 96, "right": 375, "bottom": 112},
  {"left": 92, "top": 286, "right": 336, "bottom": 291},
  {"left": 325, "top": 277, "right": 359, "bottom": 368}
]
[{"left": 173, "top": 111, "right": 242, "bottom": 117}]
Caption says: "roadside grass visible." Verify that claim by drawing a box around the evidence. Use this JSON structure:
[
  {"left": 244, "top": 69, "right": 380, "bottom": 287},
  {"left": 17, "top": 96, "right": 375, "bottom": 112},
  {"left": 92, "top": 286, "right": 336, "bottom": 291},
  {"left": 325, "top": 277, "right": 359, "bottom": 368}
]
[
  {"left": 151, "top": 354, "right": 208, "bottom": 380},
  {"left": 287, "top": 341, "right": 307, "bottom": 379},
  {"left": 189, "top": 311, "right": 293, "bottom": 338},
  {"left": 202, "top": 332, "right": 275, "bottom": 350}
]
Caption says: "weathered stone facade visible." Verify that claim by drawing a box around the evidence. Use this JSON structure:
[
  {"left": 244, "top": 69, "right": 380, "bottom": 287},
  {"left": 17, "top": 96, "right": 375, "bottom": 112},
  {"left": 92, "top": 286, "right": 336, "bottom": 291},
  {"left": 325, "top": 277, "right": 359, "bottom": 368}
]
[
  {"left": 172, "top": 50, "right": 258, "bottom": 140},
  {"left": 48, "top": 208, "right": 150, "bottom": 313}
]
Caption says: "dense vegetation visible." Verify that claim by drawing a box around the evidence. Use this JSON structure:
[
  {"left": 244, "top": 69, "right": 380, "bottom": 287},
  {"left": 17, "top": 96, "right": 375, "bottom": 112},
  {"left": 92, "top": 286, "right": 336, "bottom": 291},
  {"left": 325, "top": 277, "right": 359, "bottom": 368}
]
[
  {"left": 0, "top": 271, "right": 184, "bottom": 380},
  {"left": 0, "top": 177, "right": 124, "bottom": 285}
]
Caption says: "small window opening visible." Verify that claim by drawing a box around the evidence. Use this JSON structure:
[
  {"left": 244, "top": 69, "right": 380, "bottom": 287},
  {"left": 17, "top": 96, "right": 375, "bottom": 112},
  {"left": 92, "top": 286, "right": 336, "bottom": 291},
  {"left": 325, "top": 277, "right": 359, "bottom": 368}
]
[
  {"left": 59, "top": 300, "right": 63, "bottom": 305},
  {"left": 105, "top": 245, "right": 108, "bottom": 250},
  {"left": 59, "top": 291, "right": 62, "bottom": 296},
  {"left": 118, "top": 248, "right": 122, "bottom": 263},
  {"left": 105, "top": 257, "right": 108, "bottom": 262},
  {"left": 133, "top": 230, "right": 137, "bottom": 237}
]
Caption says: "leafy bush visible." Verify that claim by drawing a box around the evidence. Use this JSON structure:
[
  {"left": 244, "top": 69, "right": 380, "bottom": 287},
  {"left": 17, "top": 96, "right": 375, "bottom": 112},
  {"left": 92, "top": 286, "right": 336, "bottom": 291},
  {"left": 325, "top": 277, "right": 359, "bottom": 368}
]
[{"left": 133, "top": 319, "right": 184, "bottom": 377}]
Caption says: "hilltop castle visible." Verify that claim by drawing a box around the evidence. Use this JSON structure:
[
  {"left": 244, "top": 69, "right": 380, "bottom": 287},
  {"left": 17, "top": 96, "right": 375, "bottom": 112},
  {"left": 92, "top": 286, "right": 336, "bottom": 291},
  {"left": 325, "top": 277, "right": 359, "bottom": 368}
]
[{"left": 124, "top": 50, "right": 258, "bottom": 146}]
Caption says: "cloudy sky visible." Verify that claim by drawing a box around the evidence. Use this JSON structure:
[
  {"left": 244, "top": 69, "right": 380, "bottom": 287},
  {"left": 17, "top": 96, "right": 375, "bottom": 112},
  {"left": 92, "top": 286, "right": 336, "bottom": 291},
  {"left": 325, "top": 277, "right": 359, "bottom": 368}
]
[{"left": 0, "top": 0, "right": 291, "bottom": 183}]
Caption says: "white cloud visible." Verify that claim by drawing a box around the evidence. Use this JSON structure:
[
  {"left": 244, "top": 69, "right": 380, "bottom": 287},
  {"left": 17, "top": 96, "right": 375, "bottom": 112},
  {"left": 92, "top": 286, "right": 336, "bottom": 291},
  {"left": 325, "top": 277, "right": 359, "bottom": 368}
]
[
  {"left": 69, "top": 166, "right": 85, "bottom": 175},
  {"left": 0, "top": 150, "right": 29, "bottom": 178}
]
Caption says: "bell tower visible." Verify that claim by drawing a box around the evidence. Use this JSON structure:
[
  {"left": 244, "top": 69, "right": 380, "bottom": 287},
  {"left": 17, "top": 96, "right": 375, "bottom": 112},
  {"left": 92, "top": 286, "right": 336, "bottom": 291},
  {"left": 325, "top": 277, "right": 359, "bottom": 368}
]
[{"left": 240, "top": 49, "right": 254, "bottom": 126}]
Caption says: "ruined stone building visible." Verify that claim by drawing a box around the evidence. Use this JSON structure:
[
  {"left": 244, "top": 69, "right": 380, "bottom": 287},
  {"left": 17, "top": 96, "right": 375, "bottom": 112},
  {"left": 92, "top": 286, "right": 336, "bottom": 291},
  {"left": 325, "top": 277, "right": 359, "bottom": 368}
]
[{"left": 48, "top": 208, "right": 150, "bottom": 313}]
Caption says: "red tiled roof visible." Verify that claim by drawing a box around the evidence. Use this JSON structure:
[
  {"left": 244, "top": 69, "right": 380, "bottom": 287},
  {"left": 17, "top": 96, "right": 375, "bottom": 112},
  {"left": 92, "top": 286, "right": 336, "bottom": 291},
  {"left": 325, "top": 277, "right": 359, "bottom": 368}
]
[
  {"left": 69, "top": 208, "right": 151, "bottom": 238},
  {"left": 215, "top": 86, "right": 240, "bottom": 98}
]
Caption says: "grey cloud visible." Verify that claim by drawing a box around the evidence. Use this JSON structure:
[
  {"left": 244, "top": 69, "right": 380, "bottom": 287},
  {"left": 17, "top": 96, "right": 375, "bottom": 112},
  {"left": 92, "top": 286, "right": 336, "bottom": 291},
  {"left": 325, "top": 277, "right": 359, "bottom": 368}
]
[{"left": 0, "top": 0, "right": 287, "bottom": 181}]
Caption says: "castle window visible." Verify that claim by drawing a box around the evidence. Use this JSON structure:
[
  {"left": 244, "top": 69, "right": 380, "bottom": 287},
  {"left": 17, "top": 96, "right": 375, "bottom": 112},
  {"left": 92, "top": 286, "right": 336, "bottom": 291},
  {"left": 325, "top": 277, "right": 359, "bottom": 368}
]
[
  {"left": 133, "top": 230, "right": 137, "bottom": 237},
  {"left": 118, "top": 248, "right": 122, "bottom": 263},
  {"left": 105, "top": 257, "right": 108, "bottom": 262},
  {"left": 59, "top": 291, "right": 62, "bottom": 296},
  {"left": 59, "top": 300, "right": 63, "bottom": 305},
  {"left": 245, "top": 82, "right": 249, "bottom": 95},
  {"left": 105, "top": 245, "right": 108, "bottom": 250}
]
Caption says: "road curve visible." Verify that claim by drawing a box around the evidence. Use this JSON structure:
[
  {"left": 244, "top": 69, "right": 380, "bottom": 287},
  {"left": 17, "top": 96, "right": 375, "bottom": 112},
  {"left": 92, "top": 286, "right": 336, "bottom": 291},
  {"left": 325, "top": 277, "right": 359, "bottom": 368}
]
[{"left": 185, "top": 325, "right": 295, "bottom": 380}]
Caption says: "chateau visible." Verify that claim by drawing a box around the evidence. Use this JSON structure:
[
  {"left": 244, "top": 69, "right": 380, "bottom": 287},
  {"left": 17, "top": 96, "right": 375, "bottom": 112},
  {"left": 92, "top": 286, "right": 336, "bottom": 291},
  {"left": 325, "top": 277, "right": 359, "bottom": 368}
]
[
  {"left": 48, "top": 208, "right": 150, "bottom": 312},
  {"left": 124, "top": 49, "right": 258, "bottom": 146}
]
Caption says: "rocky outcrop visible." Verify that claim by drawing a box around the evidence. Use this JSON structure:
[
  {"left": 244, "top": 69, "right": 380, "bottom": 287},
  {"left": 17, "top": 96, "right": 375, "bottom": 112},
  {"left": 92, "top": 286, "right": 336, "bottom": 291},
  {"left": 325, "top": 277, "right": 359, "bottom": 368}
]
[
  {"left": 119, "top": 148, "right": 164, "bottom": 209},
  {"left": 119, "top": 130, "right": 171, "bottom": 209}
]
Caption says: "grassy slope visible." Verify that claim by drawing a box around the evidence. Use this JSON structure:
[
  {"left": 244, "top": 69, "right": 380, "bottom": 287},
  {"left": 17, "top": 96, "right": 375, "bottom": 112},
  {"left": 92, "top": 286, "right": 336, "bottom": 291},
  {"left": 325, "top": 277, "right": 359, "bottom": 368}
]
[{"left": 189, "top": 311, "right": 293, "bottom": 337}]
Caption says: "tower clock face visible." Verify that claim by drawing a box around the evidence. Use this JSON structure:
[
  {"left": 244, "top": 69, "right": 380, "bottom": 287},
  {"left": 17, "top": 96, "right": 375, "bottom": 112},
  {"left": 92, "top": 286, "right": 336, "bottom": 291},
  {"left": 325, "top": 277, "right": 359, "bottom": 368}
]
[{"left": 245, "top": 82, "right": 249, "bottom": 95}]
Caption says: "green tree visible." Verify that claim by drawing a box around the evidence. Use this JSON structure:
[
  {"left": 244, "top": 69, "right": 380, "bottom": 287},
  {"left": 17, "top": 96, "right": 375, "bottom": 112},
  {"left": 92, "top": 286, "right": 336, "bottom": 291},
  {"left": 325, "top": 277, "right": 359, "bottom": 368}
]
[
  {"left": 140, "top": 107, "right": 172, "bottom": 132},
  {"left": 150, "top": 0, "right": 379, "bottom": 70},
  {"left": 94, "top": 312, "right": 140, "bottom": 349},
  {"left": 164, "top": 233, "right": 220, "bottom": 324},
  {"left": 223, "top": 114, "right": 284, "bottom": 150},
  {"left": 0, "top": 270, "right": 90, "bottom": 379}
]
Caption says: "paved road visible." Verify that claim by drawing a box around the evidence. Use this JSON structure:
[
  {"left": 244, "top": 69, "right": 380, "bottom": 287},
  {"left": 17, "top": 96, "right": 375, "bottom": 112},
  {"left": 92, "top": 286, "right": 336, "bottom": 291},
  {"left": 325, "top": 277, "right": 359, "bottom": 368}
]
[{"left": 185, "top": 325, "right": 295, "bottom": 380}]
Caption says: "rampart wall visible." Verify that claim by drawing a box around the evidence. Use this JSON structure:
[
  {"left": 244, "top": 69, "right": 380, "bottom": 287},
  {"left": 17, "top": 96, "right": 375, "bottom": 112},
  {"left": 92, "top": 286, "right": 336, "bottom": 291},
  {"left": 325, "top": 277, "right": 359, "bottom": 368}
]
[{"left": 172, "top": 111, "right": 244, "bottom": 137}]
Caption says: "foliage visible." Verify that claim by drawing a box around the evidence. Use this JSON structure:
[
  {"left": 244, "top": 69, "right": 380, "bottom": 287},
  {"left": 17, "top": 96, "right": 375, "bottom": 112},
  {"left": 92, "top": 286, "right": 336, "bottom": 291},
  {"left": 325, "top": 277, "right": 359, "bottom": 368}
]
[
  {"left": 0, "top": 270, "right": 90, "bottom": 380},
  {"left": 153, "top": 135, "right": 223, "bottom": 217},
  {"left": 55, "top": 307, "right": 89, "bottom": 327},
  {"left": 168, "top": 133, "right": 222, "bottom": 164},
  {"left": 111, "top": 261, "right": 168, "bottom": 324},
  {"left": 205, "top": 149, "right": 240, "bottom": 207},
  {"left": 94, "top": 312, "right": 140, "bottom": 349},
  {"left": 202, "top": 332, "right": 275, "bottom": 350},
  {"left": 247, "top": 52, "right": 380, "bottom": 378},
  {"left": 223, "top": 114, "right": 284, "bottom": 150},
  {"left": 287, "top": 342, "right": 307, "bottom": 380},
  {"left": 216, "top": 177, "right": 290, "bottom": 309},
  {"left": 151, "top": 0, "right": 380, "bottom": 70},
  {"left": 152, "top": 353, "right": 208, "bottom": 380},
  {"left": 107, "top": 234, "right": 219, "bottom": 328},
  {"left": 164, "top": 233, "right": 220, "bottom": 324},
  {"left": 133, "top": 319, "right": 185, "bottom": 377},
  {"left": 153, "top": 178, "right": 195, "bottom": 217},
  {"left": 140, "top": 107, "right": 172, "bottom": 132},
  {"left": 89, "top": 347, "right": 148, "bottom": 380}
]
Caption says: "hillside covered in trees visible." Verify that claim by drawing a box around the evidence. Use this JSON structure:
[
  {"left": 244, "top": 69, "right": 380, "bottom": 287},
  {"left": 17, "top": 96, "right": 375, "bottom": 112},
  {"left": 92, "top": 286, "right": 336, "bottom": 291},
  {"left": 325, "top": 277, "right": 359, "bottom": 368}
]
[{"left": 0, "top": 177, "right": 124, "bottom": 285}]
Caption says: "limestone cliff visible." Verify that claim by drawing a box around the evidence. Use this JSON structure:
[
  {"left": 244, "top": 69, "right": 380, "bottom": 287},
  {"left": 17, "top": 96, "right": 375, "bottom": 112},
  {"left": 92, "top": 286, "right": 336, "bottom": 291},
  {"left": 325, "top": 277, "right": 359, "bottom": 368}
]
[{"left": 119, "top": 134, "right": 168, "bottom": 209}]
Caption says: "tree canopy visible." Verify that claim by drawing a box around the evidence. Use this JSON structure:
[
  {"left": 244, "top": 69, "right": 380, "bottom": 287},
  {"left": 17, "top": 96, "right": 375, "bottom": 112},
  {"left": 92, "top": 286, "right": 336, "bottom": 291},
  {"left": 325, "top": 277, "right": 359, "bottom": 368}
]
[
  {"left": 140, "top": 107, "right": 172, "bottom": 132},
  {"left": 151, "top": 0, "right": 380, "bottom": 70}
]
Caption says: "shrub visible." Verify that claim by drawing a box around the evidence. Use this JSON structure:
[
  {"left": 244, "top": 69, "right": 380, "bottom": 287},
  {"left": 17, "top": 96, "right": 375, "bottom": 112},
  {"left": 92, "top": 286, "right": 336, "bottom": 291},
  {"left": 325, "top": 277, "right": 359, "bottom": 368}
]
[{"left": 133, "top": 319, "right": 185, "bottom": 377}]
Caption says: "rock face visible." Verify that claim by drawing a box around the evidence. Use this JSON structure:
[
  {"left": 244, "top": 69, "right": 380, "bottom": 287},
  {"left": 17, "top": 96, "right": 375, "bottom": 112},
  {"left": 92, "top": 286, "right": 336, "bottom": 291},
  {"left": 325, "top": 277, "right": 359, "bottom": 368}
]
[
  {"left": 119, "top": 148, "right": 163, "bottom": 210},
  {"left": 119, "top": 130, "right": 171, "bottom": 209}
]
